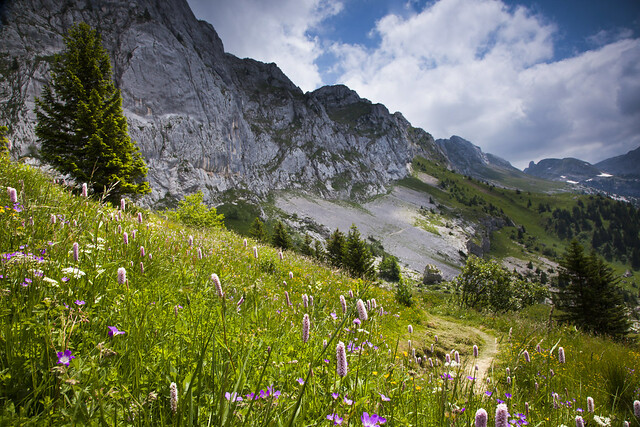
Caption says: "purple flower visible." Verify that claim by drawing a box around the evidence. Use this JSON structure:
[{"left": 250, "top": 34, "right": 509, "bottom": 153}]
[
  {"left": 296, "top": 378, "right": 305, "bottom": 385},
  {"left": 336, "top": 341, "right": 348, "bottom": 377},
  {"left": 246, "top": 392, "right": 256, "bottom": 400},
  {"left": 57, "top": 349, "right": 75, "bottom": 366},
  {"left": 380, "top": 393, "right": 390, "bottom": 402},
  {"left": 485, "top": 391, "right": 493, "bottom": 397},
  {"left": 361, "top": 412, "right": 387, "bottom": 426},
  {"left": 353, "top": 318, "right": 361, "bottom": 326},
  {"left": 74, "top": 300, "right": 85, "bottom": 306},
  {"left": 108, "top": 326, "right": 125, "bottom": 337},
  {"left": 327, "top": 414, "right": 344, "bottom": 425},
  {"left": 24, "top": 278, "right": 32, "bottom": 284},
  {"left": 475, "top": 408, "right": 488, "bottom": 427},
  {"left": 356, "top": 299, "right": 368, "bottom": 321},
  {"left": 330, "top": 312, "right": 338, "bottom": 320},
  {"left": 344, "top": 396, "right": 353, "bottom": 405},
  {"left": 332, "top": 393, "right": 339, "bottom": 400},
  {"left": 224, "top": 392, "right": 243, "bottom": 402},
  {"left": 61, "top": 276, "right": 70, "bottom": 282},
  {"left": 505, "top": 393, "right": 512, "bottom": 399}
]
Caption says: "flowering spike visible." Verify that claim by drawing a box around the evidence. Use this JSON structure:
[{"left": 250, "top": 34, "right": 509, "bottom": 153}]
[
  {"left": 587, "top": 396, "right": 594, "bottom": 413},
  {"left": 7, "top": 187, "right": 17, "bottom": 203},
  {"left": 285, "top": 291, "right": 292, "bottom": 306},
  {"left": 634, "top": 400, "right": 640, "bottom": 418},
  {"left": 474, "top": 408, "right": 487, "bottom": 427},
  {"left": 408, "top": 324, "right": 413, "bottom": 334},
  {"left": 348, "top": 290, "right": 353, "bottom": 298},
  {"left": 340, "top": 295, "right": 347, "bottom": 314},
  {"left": 454, "top": 350, "right": 460, "bottom": 364},
  {"left": 253, "top": 246, "right": 258, "bottom": 259},
  {"left": 197, "top": 248, "right": 203, "bottom": 259},
  {"left": 356, "top": 299, "right": 368, "bottom": 321},
  {"left": 140, "top": 246, "right": 145, "bottom": 257},
  {"left": 170, "top": 382, "right": 178, "bottom": 413},
  {"left": 73, "top": 242, "right": 79, "bottom": 262},
  {"left": 123, "top": 232, "right": 129, "bottom": 245},
  {"left": 473, "top": 344, "right": 479, "bottom": 358},
  {"left": 523, "top": 349, "right": 530, "bottom": 362},
  {"left": 575, "top": 415, "right": 584, "bottom": 427},
  {"left": 117, "top": 267, "right": 126, "bottom": 285},
  {"left": 558, "top": 346, "right": 565, "bottom": 363},
  {"left": 140, "top": 262, "right": 144, "bottom": 274},
  {"left": 302, "top": 294, "right": 308, "bottom": 308},
  {"left": 211, "top": 273, "right": 223, "bottom": 298},
  {"left": 302, "top": 314, "right": 310, "bottom": 343},
  {"left": 336, "top": 341, "right": 348, "bottom": 377},
  {"left": 495, "top": 403, "right": 509, "bottom": 427},
  {"left": 289, "top": 271, "right": 293, "bottom": 279},
  {"left": 188, "top": 235, "right": 193, "bottom": 246}
]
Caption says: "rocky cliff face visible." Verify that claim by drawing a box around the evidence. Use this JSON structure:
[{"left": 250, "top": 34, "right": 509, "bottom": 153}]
[
  {"left": 435, "top": 136, "right": 519, "bottom": 180},
  {"left": 0, "top": 0, "right": 447, "bottom": 205}
]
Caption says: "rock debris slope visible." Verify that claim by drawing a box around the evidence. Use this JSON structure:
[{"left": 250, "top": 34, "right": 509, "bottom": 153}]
[{"left": 0, "top": 0, "right": 447, "bottom": 205}]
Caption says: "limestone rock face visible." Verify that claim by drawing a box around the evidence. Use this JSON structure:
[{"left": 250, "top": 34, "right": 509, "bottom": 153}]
[{"left": 0, "top": 0, "right": 447, "bottom": 205}]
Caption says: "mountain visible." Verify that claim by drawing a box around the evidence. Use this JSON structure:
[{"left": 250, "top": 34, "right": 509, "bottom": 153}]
[
  {"left": 0, "top": 0, "right": 447, "bottom": 206},
  {"left": 595, "top": 146, "right": 640, "bottom": 177},
  {"left": 523, "top": 158, "right": 602, "bottom": 183},
  {"left": 525, "top": 149, "right": 640, "bottom": 199},
  {"left": 434, "top": 135, "right": 560, "bottom": 192}
]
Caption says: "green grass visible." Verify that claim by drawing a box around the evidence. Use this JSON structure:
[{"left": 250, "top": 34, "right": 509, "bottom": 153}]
[{"left": 1, "top": 154, "right": 639, "bottom": 425}]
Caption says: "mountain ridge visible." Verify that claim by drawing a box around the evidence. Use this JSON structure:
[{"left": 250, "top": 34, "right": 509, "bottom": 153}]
[{"left": 0, "top": 0, "right": 447, "bottom": 206}]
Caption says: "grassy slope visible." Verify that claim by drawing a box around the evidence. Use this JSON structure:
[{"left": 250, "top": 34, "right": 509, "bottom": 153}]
[
  {"left": 1, "top": 155, "right": 639, "bottom": 425},
  {"left": 404, "top": 157, "right": 640, "bottom": 289}
]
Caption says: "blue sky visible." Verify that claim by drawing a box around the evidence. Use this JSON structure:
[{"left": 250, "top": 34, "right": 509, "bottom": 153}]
[{"left": 187, "top": 0, "right": 640, "bottom": 169}]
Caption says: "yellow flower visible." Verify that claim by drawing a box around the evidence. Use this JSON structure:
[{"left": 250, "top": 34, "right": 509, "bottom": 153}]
[
  {"left": 415, "top": 386, "right": 422, "bottom": 391},
  {"left": 384, "top": 373, "right": 390, "bottom": 379},
  {"left": 372, "top": 371, "right": 378, "bottom": 376}
]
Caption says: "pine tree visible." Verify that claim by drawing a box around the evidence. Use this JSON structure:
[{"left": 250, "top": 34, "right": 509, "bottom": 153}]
[
  {"left": 555, "top": 240, "right": 629, "bottom": 340},
  {"left": 35, "top": 23, "right": 149, "bottom": 201},
  {"left": 326, "top": 228, "right": 346, "bottom": 268},
  {"left": 344, "top": 224, "right": 374, "bottom": 278},
  {"left": 248, "top": 217, "right": 267, "bottom": 242},
  {"left": 300, "top": 234, "right": 314, "bottom": 256},
  {"left": 271, "top": 221, "right": 292, "bottom": 250}
]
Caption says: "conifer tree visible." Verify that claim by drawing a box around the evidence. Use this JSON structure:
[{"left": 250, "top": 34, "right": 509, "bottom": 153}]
[
  {"left": 271, "top": 220, "right": 292, "bottom": 250},
  {"left": 300, "top": 234, "right": 314, "bottom": 256},
  {"left": 35, "top": 23, "right": 149, "bottom": 201},
  {"left": 248, "top": 217, "right": 267, "bottom": 242},
  {"left": 555, "top": 240, "right": 629, "bottom": 340},
  {"left": 344, "top": 224, "right": 374, "bottom": 278},
  {"left": 326, "top": 228, "right": 346, "bottom": 268}
]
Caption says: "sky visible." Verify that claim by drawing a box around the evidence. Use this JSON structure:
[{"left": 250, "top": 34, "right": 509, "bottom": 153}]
[{"left": 186, "top": 0, "right": 640, "bottom": 169}]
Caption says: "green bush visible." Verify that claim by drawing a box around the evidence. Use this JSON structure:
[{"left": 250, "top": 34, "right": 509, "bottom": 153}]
[
  {"left": 168, "top": 191, "right": 224, "bottom": 229},
  {"left": 378, "top": 256, "right": 401, "bottom": 282},
  {"left": 395, "top": 279, "right": 413, "bottom": 307}
]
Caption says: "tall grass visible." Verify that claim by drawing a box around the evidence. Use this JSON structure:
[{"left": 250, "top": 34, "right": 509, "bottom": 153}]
[{"left": 1, "top": 154, "right": 639, "bottom": 425}]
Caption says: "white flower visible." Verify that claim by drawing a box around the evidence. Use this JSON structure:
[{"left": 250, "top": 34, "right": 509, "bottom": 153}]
[
  {"left": 593, "top": 415, "right": 611, "bottom": 426},
  {"left": 61, "top": 267, "right": 86, "bottom": 278}
]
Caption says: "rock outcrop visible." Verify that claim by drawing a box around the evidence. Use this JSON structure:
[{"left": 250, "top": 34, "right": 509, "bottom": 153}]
[{"left": 0, "top": 0, "right": 447, "bottom": 205}]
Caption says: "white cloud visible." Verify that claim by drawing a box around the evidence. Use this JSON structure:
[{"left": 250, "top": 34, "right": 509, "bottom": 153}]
[
  {"left": 187, "top": 0, "right": 342, "bottom": 92},
  {"left": 331, "top": 0, "right": 640, "bottom": 168}
]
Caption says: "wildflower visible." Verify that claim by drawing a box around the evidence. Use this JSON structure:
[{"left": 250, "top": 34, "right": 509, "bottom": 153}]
[
  {"left": 236, "top": 296, "right": 244, "bottom": 311},
  {"left": 278, "top": 250, "right": 283, "bottom": 260},
  {"left": 330, "top": 312, "right": 337, "bottom": 320},
  {"left": 361, "top": 412, "right": 387, "bottom": 426},
  {"left": 505, "top": 393, "right": 512, "bottom": 399},
  {"left": 51, "top": 214, "right": 56, "bottom": 224},
  {"left": 74, "top": 300, "right": 85, "bottom": 306},
  {"left": 108, "top": 326, "right": 125, "bottom": 337},
  {"left": 558, "top": 346, "right": 565, "bottom": 363},
  {"left": 188, "top": 235, "right": 193, "bottom": 246},
  {"left": 380, "top": 393, "right": 390, "bottom": 402},
  {"left": 348, "top": 290, "right": 353, "bottom": 298},
  {"left": 434, "top": 335, "right": 438, "bottom": 343},
  {"left": 506, "top": 376, "right": 511, "bottom": 385},
  {"left": 634, "top": 400, "right": 640, "bottom": 418},
  {"left": 332, "top": 392, "right": 339, "bottom": 399},
  {"left": 140, "top": 246, "right": 145, "bottom": 257},
  {"left": 302, "top": 314, "right": 310, "bottom": 343},
  {"left": 224, "top": 392, "right": 242, "bottom": 402},
  {"left": 211, "top": 273, "right": 224, "bottom": 298},
  {"left": 340, "top": 295, "right": 347, "bottom": 314},
  {"left": 525, "top": 402, "right": 529, "bottom": 416},
  {"left": 495, "top": 403, "right": 509, "bottom": 427},
  {"left": 343, "top": 396, "right": 353, "bottom": 405},
  {"left": 170, "top": 382, "right": 178, "bottom": 413},
  {"left": 408, "top": 324, "right": 413, "bottom": 334},
  {"left": 445, "top": 353, "right": 451, "bottom": 364},
  {"left": 356, "top": 299, "right": 368, "bottom": 321},
  {"left": 285, "top": 291, "right": 292, "bottom": 306},
  {"left": 123, "top": 232, "right": 129, "bottom": 245},
  {"left": 473, "top": 344, "right": 479, "bottom": 358},
  {"left": 302, "top": 294, "right": 309, "bottom": 308},
  {"left": 593, "top": 415, "right": 611, "bottom": 426},
  {"left": 587, "top": 397, "right": 594, "bottom": 413},
  {"left": 327, "top": 413, "right": 343, "bottom": 425},
  {"left": 243, "top": 238, "right": 248, "bottom": 248},
  {"left": 7, "top": 187, "right": 17, "bottom": 204},
  {"left": 524, "top": 350, "right": 530, "bottom": 363},
  {"left": 197, "top": 248, "right": 203, "bottom": 259},
  {"left": 253, "top": 246, "right": 258, "bottom": 258},
  {"left": 289, "top": 271, "right": 293, "bottom": 279},
  {"left": 81, "top": 183, "right": 88, "bottom": 198},
  {"left": 536, "top": 343, "right": 542, "bottom": 353},
  {"left": 117, "top": 267, "right": 126, "bottom": 285},
  {"left": 140, "top": 262, "right": 144, "bottom": 275},
  {"left": 575, "top": 416, "right": 585, "bottom": 427},
  {"left": 296, "top": 378, "right": 304, "bottom": 385},
  {"left": 454, "top": 350, "right": 460, "bottom": 364},
  {"left": 120, "top": 198, "right": 126, "bottom": 211},
  {"left": 474, "top": 408, "right": 488, "bottom": 427},
  {"left": 336, "top": 341, "right": 348, "bottom": 377},
  {"left": 57, "top": 349, "right": 75, "bottom": 366},
  {"left": 353, "top": 318, "right": 361, "bottom": 326}
]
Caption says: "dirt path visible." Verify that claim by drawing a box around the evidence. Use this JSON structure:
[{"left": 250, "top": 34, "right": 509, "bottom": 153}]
[{"left": 472, "top": 327, "right": 499, "bottom": 381}]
